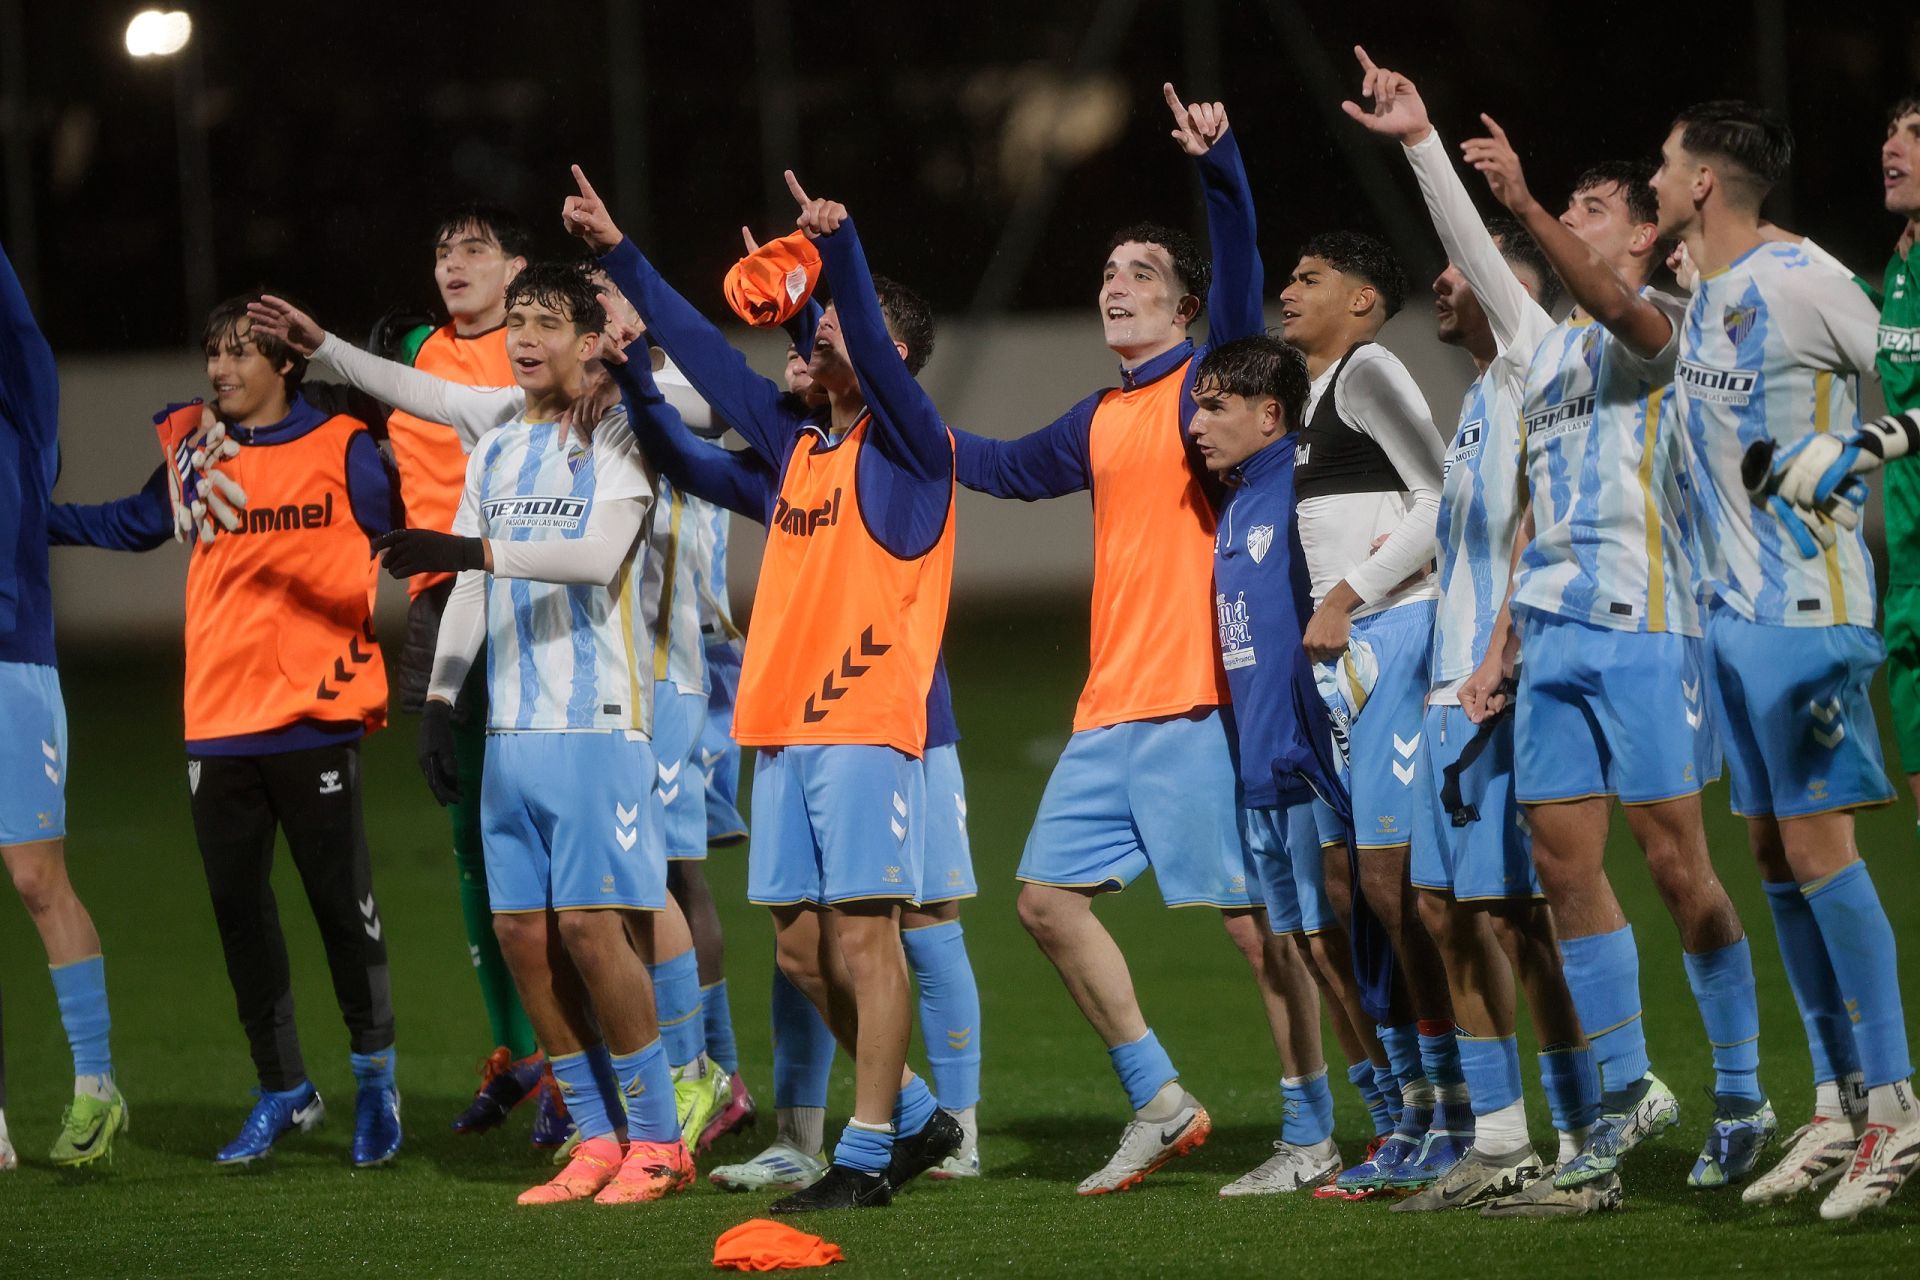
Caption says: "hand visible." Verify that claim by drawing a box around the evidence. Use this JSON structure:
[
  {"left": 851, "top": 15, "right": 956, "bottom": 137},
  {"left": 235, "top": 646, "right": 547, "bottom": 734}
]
[
  {"left": 371, "top": 527, "right": 487, "bottom": 579},
  {"left": 245, "top": 295, "right": 326, "bottom": 357},
  {"left": 561, "top": 363, "right": 623, "bottom": 437},
  {"left": 1460, "top": 630, "right": 1518, "bottom": 724},
  {"left": 1667, "top": 240, "right": 1699, "bottom": 291},
  {"left": 1338, "top": 46, "right": 1431, "bottom": 145},
  {"left": 741, "top": 225, "right": 761, "bottom": 255},
  {"left": 1775, "top": 412, "right": 1920, "bottom": 507},
  {"left": 418, "top": 700, "right": 461, "bottom": 806},
  {"left": 1163, "top": 81, "right": 1229, "bottom": 156},
  {"left": 1459, "top": 115, "right": 1539, "bottom": 217},
  {"left": 562, "top": 164, "right": 624, "bottom": 254},
  {"left": 786, "top": 170, "right": 847, "bottom": 239},
  {"left": 1301, "top": 598, "right": 1353, "bottom": 664}
]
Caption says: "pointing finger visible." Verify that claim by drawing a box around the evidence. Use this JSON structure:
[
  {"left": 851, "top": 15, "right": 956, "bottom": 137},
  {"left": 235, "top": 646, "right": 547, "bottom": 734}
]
[
  {"left": 1354, "top": 44, "right": 1379, "bottom": 75},
  {"left": 784, "top": 169, "right": 811, "bottom": 208},
  {"left": 571, "top": 164, "right": 601, "bottom": 203}
]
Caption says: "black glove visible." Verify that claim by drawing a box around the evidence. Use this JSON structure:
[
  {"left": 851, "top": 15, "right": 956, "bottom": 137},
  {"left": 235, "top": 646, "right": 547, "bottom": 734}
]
[
  {"left": 418, "top": 699, "right": 461, "bottom": 806},
  {"left": 372, "top": 527, "right": 486, "bottom": 579}
]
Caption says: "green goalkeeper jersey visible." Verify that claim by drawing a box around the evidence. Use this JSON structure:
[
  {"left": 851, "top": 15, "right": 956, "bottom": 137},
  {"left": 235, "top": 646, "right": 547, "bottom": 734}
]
[{"left": 1880, "top": 245, "right": 1920, "bottom": 587}]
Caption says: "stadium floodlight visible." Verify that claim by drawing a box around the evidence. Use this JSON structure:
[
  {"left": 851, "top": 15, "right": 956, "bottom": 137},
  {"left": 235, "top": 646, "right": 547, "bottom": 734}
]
[{"left": 124, "top": 9, "right": 192, "bottom": 58}]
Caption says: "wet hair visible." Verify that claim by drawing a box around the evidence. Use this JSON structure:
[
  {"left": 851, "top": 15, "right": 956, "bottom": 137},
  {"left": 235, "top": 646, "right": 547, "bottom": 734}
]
[
  {"left": 203, "top": 293, "right": 308, "bottom": 391},
  {"left": 1485, "top": 216, "right": 1564, "bottom": 313},
  {"left": 1572, "top": 158, "right": 1661, "bottom": 229},
  {"left": 1193, "top": 333, "right": 1309, "bottom": 432},
  {"left": 1106, "top": 222, "right": 1211, "bottom": 302},
  {"left": 1889, "top": 94, "right": 1920, "bottom": 129},
  {"left": 871, "top": 275, "right": 936, "bottom": 375},
  {"left": 1298, "top": 230, "right": 1408, "bottom": 318},
  {"left": 432, "top": 201, "right": 532, "bottom": 260},
  {"left": 505, "top": 260, "right": 606, "bottom": 335},
  {"left": 1671, "top": 100, "right": 1794, "bottom": 206}
]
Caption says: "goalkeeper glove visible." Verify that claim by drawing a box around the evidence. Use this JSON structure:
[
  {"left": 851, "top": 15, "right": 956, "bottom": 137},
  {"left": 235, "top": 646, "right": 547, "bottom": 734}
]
[
  {"left": 418, "top": 700, "right": 461, "bottom": 806},
  {"left": 1774, "top": 411, "right": 1920, "bottom": 508},
  {"left": 370, "top": 528, "right": 487, "bottom": 579},
  {"left": 1742, "top": 438, "right": 1868, "bottom": 559}
]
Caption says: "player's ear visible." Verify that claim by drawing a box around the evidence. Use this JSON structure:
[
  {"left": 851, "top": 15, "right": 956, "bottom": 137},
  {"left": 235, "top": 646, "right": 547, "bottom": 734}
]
[
  {"left": 1351, "top": 284, "right": 1378, "bottom": 319},
  {"left": 894, "top": 338, "right": 911, "bottom": 367},
  {"left": 505, "top": 256, "right": 528, "bottom": 285},
  {"left": 1174, "top": 291, "right": 1202, "bottom": 326},
  {"left": 1261, "top": 396, "right": 1282, "bottom": 437}
]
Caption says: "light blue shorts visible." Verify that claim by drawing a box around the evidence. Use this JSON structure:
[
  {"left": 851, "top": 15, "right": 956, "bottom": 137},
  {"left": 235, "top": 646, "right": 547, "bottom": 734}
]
[
  {"left": 1514, "top": 610, "right": 1718, "bottom": 806},
  {"left": 653, "top": 680, "right": 709, "bottom": 861},
  {"left": 1017, "top": 710, "right": 1252, "bottom": 909},
  {"left": 1413, "top": 704, "right": 1539, "bottom": 901},
  {"left": 700, "top": 640, "right": 747, "bottom": 846},
  {"left": 1331, "top": 602, "right": 1434, "bottom": 850},
  {"left": 482, "top": 730, "right": 667, "bottom": 913},
  {"left": 1242, "top": 800, "right": 1338, "bottom": 935},
  {"left": 1706, "top": 609, "right": 1894, "bottom": 819},
  {"left": 920, "top": 743, "right": 978, "bottom": 904},
  {"left": 747, "top": 744, "right": 925, "bottom": 906},
  {"left": 0, "top": 662, "right": 66, "bottom": 845}
]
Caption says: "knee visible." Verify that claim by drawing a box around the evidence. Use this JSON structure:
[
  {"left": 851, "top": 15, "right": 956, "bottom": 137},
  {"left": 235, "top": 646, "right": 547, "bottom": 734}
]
[
  {"left": 1219, "top": 909, "right": 1266, "bottom": 963},
  {"left": 1415, "top": 892, "right": 1453, "bottom": 947},
  {"left": 775, "top": 934, "right": 824, "bottom": 991},
  {"left": 554, "top": 909, "right": 615, "bottom": 956},
  {"left": 493, "top": 911, "right": 542, "bottom": 959},
  {"left": 1017, "top": 883, "right": 1080, "bottom": 945},
  {"left": 7, "top": 854, "right": 68, "bottom": 919}
]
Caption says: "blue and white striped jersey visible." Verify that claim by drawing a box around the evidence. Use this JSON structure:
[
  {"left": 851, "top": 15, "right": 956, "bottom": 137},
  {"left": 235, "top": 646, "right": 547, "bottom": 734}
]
[
  {"left": 453, "top": 409, "right": 657, "bottom": 731},
  {"left": 639, "top": 474, "right": 708, "bottom": 697},
  {"left": 1512, "top": 291, "right": 1701, "bottom": 636},
  {"left": 1678, "top": 240, "right": 1882, "bottom": 628},
  {"left": 690, "top": 490, "right": 744, "bottom": 674}
]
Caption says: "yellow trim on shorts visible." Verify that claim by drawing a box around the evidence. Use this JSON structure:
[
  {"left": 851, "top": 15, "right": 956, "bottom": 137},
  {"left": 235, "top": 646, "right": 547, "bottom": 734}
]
[
  {"left": 906, "top": 892, "right": 979, "bottom": 910},
  {"left": 1730, "top": 795, "right": 1895, "bottom": 821}
]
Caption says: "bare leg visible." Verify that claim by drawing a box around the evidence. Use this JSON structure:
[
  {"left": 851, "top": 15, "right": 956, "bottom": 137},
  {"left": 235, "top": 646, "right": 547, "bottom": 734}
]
[
  {"left": 1485, "top": 899, "right": 1583, "bottom": 1049},
  {"left": 1622, "top": 795, "right": 1743, "bottom": 954},
  {"left": 3, "top": 840, "right": 102, "bottom": 967},
  {"left": 1416, "top": 888, "right": 1513, "bottom": 1040},
  {"left": 1222, "top": 909, "right": 1323, "bottom": 1078},
  {"left": 554, "top": 908, "right": 661, "bottom": 1054},
  {"left": 1355, "top": 844, "right": 1454, "bottom": 1021},
  {"left": 1017, "top": 883, "right": 1149, "bottom": 1047},
  {"left": 668, "top": 860, "right": 727, "bottom": 985},
  {"left": 825, "top": 902, "right": 913, "bottom": 1129},
  {"left": 493, "top": 911, "right": 599, "bottom": 1056}
]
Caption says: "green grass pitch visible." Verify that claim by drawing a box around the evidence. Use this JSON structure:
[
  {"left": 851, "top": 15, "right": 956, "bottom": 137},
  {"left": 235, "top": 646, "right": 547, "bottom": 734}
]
[{"left": 3, "top": 601, "right": 1917, "bottom": 1275}]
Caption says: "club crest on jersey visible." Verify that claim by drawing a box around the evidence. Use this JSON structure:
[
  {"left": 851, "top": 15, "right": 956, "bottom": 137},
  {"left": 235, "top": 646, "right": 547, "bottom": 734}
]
[
  {"left": 1723, "top": 304, "right": 1760, "bottom": 347},
  {"left": 1247, "top": 524, "right": 1274, "bottom": 564},
  {"left": 566, "top": 442, "right": 589, "bottom": 475}
]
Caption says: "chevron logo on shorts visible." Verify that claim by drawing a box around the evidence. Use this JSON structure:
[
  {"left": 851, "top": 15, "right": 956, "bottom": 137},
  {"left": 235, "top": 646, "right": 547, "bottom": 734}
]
[
  {"left": 1391, "top": 733, "right": 1421, "bottom": 786},
  {"left": 955, "top": 793, "right": 969, "bottom": 835},
  {"left": 615, "top": 801, "right": 639, "bottom": 851},
  {"left": 890, "top": 791, "right": 908, "bottom": 841},
  {"left": 657, "top": 759, "right": 682, "bottom": 805},
  {"left": 1683, "top": 677, "right": 1704, "bottom": 730},
  {"left": 1810, "top": 697, "right": 1846, "bottom": 749}
]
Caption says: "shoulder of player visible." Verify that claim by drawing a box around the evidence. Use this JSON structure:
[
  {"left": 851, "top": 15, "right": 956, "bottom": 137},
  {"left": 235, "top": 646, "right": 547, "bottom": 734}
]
[{"left": 1333, "top": 342, "right": 1417, "bottom": 402}]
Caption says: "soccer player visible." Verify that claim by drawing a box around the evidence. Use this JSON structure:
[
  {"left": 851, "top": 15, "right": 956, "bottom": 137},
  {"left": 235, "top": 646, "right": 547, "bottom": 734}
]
[
  {"left": 267, "top": 262, "right": 698, "bottom": 1204},
  {"left": 381, "top": 204, "right": 551, "bottom": 1140},
  {"left": 1461, "top": 111, "right": 1775, "bottom": 1196},
  {"left": 568, "top": 167, "right": 964, "bottom": 1210},
  {"left": 1874, "top": 100, "right": 1920, "bottom": 824},
  {"left": 0, "top": 238, "right": 127, "bottom": 1170},
  {"left": 49, "top": 296, "right": 400, "bottom": 1168},
  {"left": 954, "top": 84, "right": 1324, "bottom": 1197},
  {"left": 1660, "top": 100, "right": 1918, "bottom": 1219},
  {"left": 1190, "top": 333, "right": 1357, "bottom": 1195},
  {"left": 1277, "top": 227, "right": 1470, "bottom": 1197},
  {"left": 1342, "top": 52, "right": 1605, "bottom": 1215}
]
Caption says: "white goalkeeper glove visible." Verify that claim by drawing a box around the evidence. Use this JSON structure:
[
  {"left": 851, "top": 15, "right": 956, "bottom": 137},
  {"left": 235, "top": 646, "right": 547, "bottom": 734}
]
[
  {"left": 1773, "top": 411, "right": 1920, "bottom": 509},
  {"left": 1742, "top": 437, "right": 1869, "bottom": 559}
]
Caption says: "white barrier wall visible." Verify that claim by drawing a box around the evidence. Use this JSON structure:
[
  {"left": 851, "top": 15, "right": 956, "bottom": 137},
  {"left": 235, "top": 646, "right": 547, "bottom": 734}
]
[{"left": 44, "top": 303, "right": 1887, "bottom": 640}]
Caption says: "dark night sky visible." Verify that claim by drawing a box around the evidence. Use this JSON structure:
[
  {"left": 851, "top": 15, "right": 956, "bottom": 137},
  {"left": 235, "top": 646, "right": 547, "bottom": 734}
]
[{"left": 5, "top": 1, "right": 1916, "bottom": 350}]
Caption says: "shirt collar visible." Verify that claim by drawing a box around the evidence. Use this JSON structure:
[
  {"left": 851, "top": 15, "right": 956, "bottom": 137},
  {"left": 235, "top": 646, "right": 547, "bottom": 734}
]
[
  {"left": 226, "top": 394, "right": 325, "bottom": 446},
  {"left": 1228, "top": 432, "right": 1295, "bottom": 487},
  {"left": 1118, "top": 339, "right": 1194, "bottom": 392}
]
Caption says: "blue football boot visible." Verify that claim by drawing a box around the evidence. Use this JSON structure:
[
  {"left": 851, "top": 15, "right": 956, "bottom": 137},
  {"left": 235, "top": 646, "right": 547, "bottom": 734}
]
[
  {"left": 1329, "top": 1105, "right": 1430, "bottom": 1199},
  {"left": 531, "top": 1069, "right": 574, "bottom": 1150},
  {"left": 216, "top": 1083, "right": 326, "bottom": 1166},
  {"left": 1384, "top": 1108, "right": 1474, "bottom": 1193},
  {"left": 1556, "top": 1073, "right": 1680, "bottom": 1188},
  {"left": 1689, "top": 1094, "right": 1777, "bottom": 1189},
  {"left": 352, "top": 1080, "right": 402, "bottom": 1168}
]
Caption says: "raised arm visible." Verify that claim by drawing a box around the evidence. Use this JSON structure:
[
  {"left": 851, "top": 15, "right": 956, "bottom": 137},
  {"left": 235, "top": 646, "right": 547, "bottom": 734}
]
[
  {"left": 1342, "top": 50, "right": 1549, "bottom": 353},
  {"left": 1336, "top": 355, "right": 1444, "bottom": 605},
  {"left": 950, "top": 393, "right": 1101, "bottom": 500},
  {"left": 607, "top": 347, "right": 776, "bottom": 522},
  {"left": 1462, "top": 116, "right": 1672, "bottom": 360},
  {"left": 564, "top": 165, "right": 796, "bottom": 464},
  {"left": 248, "top": 295, "right": 516, "bottom": 445},
  {"left": 791, "top": 182, "right": 947, "bottom": 482},
  {"left": 1164, "top": 83, "right": 1262, "bottom": 349}
]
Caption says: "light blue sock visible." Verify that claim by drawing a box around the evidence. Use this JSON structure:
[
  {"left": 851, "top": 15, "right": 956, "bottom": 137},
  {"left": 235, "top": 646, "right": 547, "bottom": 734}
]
[
  {"left": 1559, "top": 927, "right": 1651, "bottom": 1097},
  {"left": 831, "top": 1120, "right": 893, "bottom": 1173},
  {"left": 551, "top": 1050, "right": 615, "bottom": 1140},
  {"left": 1417, "top": 1023, "right": 1466, "bottom": 1088},
  {"left": 1282, "top": 1070, "right": 1335, "bottom": 1146},
  {"left": 1682, "top": 937, "right": 1763, "bottom": 1104},
  {"left": 584, "top": 1042, "right": 624, "bottom": 1131},
  {"left": 1805, "top": 862, "right": 1914, "bottom": 1088},
  {"left": 1457, "top": 1034, "right": 1522, "bottom": 1116},
  {"left": 1108, "top": 1030, "right": 1178, "bottom": 1111},
  {"left": 349, "top": 1048, "right": 395, "bottom": 1088},
  {"left": 48, "top": 956, "right": 112, "bottom": 1079},
  {"left": 893, "top": 1073, "right": 938, "bottom": 1137},
  {"left": 701, "top": 979, "right": 740, "bottom": 1074},
  {"left": 902, "top": 921, "right": 982, "bottom": 1111},
  {"left": 647, "top": 951, "right": 705, "bottom": 1069},
  {"left": 771, "top": 966, "right": 836, "bottom": 1109},
  {"left": 1537, "top": 1044, "right": 1602, "bottom": 1134},
  {"left": 610, "top": 1039, "right": 678, "bottom": 1143},
  {"left": 1762, "top": 880, "right": 1859, "bottom": 1084},
  {"left": 1350, "top": 1061, "right": 1396, "bottom": 1136}
]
